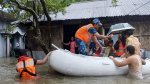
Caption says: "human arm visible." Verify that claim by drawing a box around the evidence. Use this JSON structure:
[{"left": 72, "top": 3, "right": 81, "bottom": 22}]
[
  {"left": 64, "top": 42, "right": 70, "bottom": 45},
  {"left": 109, "top": 56, "right": 131, "bottom": 67},
  {"left": 141, "top": 58, "right": 146, "bottom": 65},
  {"left": 36, "top": 51, "right": 53, "bottom": 65},
  {"left": 94, "top": 33, "right": 113, "bottom": 39},
  {"left": 93, "top": 36, "right": 102, "bottom": 48}
]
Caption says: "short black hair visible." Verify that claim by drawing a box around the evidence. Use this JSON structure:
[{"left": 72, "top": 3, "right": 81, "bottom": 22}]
[
  {"left": 126, "top": 45, "right": 135, "bottom": 55},
  {"left": 19, "top": 49, "right": 28, "bottom": 56},
  {"left": 123, "top": 29, "right": 134, "bottom": 36},
  {"left": 108, "top": 40, "right": 113, "bottom": 43}
]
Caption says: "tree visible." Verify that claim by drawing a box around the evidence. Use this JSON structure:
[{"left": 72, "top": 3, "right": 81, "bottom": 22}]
[{"left": 0, "top": 0, "right": 117, "bottom": 56}]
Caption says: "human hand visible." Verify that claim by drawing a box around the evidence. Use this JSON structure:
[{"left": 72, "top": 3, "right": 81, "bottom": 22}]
[
  {"left": 47, "top": 51, "right": 53, "bottom": 56},
  {"left": 109, "top": 34, "right": 113, "bottom": 38},
  {"left": 101, "top": 47, "right": 106, "bottom": 50},
  {"left": 109, "top": 56, "right": 114, "bottom": 59}
]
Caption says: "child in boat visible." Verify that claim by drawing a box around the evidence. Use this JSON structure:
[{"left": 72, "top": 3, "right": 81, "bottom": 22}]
[
  {"left": 64, "top": 36, "right": 77, "bottom": 53},
  {"left": 88, "top": 38, "right": 104, "bottom": 56},
  {"left": 16, "top": 49, "right": 53, "bottom": 79},
  {"left": 108, "top": 40, "right": 116, "bottom": 53},
  {"left": 92, "top": 43, "right": 102, "bottom": 56},
  {"left": 109, "top": 45, "right": 146, "bottom": 79}
]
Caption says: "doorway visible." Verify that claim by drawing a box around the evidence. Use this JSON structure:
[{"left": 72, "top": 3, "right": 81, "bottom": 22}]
[{"left": 63, "top": 24, "right": 79, "bottom": 53}]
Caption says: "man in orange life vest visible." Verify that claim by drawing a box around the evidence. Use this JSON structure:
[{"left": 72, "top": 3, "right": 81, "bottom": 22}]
[
  {"left": 114, "top": 32, "right": 126, "bottom": 57},
  {"left": 16, "top": 49, "right": 53, "bottom": 79},
  {"left": 75, "top": 18, "right": 113, "bottom": 55}
]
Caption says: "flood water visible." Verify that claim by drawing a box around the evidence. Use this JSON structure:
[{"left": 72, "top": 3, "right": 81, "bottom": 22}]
[{"left": 1, "top": 57, "right": 150, "bottom": 84}]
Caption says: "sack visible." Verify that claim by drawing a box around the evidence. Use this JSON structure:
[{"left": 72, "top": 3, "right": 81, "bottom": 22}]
[{"left": 100, "top": 47, "right": 110, "bottom": 57}]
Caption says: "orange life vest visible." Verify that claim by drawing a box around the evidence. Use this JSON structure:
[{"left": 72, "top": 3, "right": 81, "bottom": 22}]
[
  {"left": 16, "top": 56, "right": 36, "bottom": 78},
  {"left": 117, "top": 42, "right": 126, "bottom": 56},
  {"left": 75, "top": 24, "right": 94, "bottom": 43}
]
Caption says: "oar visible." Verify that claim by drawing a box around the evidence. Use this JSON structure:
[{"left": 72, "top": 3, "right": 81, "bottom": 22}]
[{"left": 51, "top": 43, "right": 59, "bottom": 50}]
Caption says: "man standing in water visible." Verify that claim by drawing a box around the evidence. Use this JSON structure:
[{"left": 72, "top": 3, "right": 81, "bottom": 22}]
[
  {"left": 16, "top": 49, "right": 53, "bottom": 79},
  {"left": 14, "top": 43, "right": 20, "bottom": 58},
  {"left": 75, "top": 18, "right": 113, "bottom": 55},
  {"left": 109, "top": 45, "right": 146, "bottom": 79}
]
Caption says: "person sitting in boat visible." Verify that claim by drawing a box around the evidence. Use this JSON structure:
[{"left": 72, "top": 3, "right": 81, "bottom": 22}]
[
  {"left": 122, "top": 29, "right": 141, "bottom": 58},
  {"left": 63, "top": 36, "right": 77, "bottom": 53},
  {"left": 104, "top": 38, "right": 109, "bottom": 47},
  {"left": 114, "top": 32, "right": 126, "bottom": 57},
  {"left": 16, "top": 49, "right": 53, "bottom": 79},
  {"left": 88, "top": 38, "right": 104, "bottom": 56},
  {"left": 109, "top": 45, "right": 146, "bottom": 79},
  {"left": 108, "top": 40, "right": 116, "bottom": 53},
  {"left": 75, "top": 18, "right": 113, "bottom": 55},
  {"left": 108, "top": 40, "right": 118, "bottom": 57}
]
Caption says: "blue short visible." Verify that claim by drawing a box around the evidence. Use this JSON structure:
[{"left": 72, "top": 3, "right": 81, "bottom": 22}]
[{"left": 75, "top": 37, "right": 87, "bottom": 55}]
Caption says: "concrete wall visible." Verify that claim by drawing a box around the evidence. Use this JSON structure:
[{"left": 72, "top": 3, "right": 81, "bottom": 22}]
[{"left": 0, "top": 34, "right": 6, "bottom": 57}]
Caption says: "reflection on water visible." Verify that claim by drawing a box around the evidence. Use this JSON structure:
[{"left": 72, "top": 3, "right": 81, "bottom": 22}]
[{"left": 0, "top": 57, "right": 150, "bottom": 84}]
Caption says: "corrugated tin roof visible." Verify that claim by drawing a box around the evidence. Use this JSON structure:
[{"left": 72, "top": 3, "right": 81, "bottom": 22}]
[
  {"left": 11, "top": 0, "right": 150, "bottom": 24},
  {"left": 47, "top": 0, "right": 150, "bottom": 21}
]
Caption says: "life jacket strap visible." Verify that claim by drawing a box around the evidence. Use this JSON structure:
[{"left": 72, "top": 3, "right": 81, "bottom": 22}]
[{"left": 19, "top": 60, "right": 36, "bottom": 78}]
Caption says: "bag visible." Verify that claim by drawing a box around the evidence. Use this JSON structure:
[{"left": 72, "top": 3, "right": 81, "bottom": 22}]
[{"left": 100, "top": 47, "right": 110, "bottom": 57}]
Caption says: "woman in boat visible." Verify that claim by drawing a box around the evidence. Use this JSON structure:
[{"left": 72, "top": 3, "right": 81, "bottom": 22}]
[{"left": 122, "top": 29, "right": 141, "bottom": 57}]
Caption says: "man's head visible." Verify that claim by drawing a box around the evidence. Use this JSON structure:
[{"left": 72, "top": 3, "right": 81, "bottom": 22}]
[
  {"left": 92, "top": 18, "right": 102, "bottom": 30},
  {"left": 125, "top": 45, "right": 135, "bottom": 57},
  {"left": 19, "top": 49, "right": 28, "bottom": 56},
  {"left": 123, "top": 29, "right": 134, "bottom": 38}
]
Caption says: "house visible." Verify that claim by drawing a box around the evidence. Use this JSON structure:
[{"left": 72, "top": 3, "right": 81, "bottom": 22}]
[
  {"left": 0, "top": 10, "right": 25, "bottom": 57},
  {"left": 12, "top": 0, "right": 150, "bottom": 58}
]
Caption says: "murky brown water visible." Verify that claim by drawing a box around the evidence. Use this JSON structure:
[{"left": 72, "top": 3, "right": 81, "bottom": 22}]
[{"left": 1, "top": 57, "right": 150, "bottom": 84}]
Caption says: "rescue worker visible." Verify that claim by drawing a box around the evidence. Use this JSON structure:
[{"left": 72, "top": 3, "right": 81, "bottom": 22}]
[
  {"left": 75, "top": 18, "right": 113, "bottom": 55},
  {"left": 16, "top": 49, "right": 53, "bottom": 79},
  {"left": 114, "top": 32, "right": 126, "bottom": 57}
]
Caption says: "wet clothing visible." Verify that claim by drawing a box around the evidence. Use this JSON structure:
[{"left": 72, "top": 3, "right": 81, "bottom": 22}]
[
  {"left": 126, "top": 35, "right": 141, "bottom": 57},
  {"left": 128, "top": 55, "right": 143, "bottom": 79},
  {"left": 75, "top": 37, "right": 87, "bottom": 55},
  {"left": 14, "top": 47, "right": 20, "bottom": 58},
  {"left": 89, "top": 39, "right": 104, "bottom": 54},
  {"left": 16, "top": 55, "right": 37, "bottom": 78},
  {"left": 75, "top": 24, "right": 97, "bottom": 55}
]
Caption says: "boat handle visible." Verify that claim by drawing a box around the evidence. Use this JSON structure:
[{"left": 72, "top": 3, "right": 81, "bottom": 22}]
[
  {"left": 51, "top": 43, "right": 59, "bottom": 50},
  {"left": 102, "top": 62, "right": 110, "bottom": 65}
]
